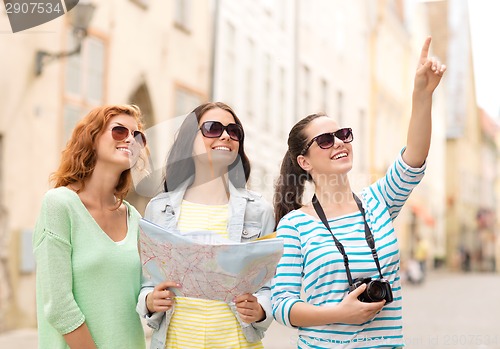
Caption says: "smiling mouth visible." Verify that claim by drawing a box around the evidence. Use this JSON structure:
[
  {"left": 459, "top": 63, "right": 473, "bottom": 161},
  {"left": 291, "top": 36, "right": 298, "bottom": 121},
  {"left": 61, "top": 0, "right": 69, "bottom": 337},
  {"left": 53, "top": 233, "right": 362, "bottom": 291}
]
[
  {"left": 212, "top": 146, "right": 231, "bottom": 152},
  {"left": 332, "top": 152, "right": 348, "bottom": 160},
  {"left": 117, "top": 147, "right": 132, "bottom": 155}
]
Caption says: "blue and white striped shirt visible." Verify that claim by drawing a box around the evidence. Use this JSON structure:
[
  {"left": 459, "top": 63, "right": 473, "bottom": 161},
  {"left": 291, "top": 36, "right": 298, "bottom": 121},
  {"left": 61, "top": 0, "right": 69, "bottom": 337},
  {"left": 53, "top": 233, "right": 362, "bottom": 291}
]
[{"left": 271, "top": 150, "right": 425, "bottom": 348}]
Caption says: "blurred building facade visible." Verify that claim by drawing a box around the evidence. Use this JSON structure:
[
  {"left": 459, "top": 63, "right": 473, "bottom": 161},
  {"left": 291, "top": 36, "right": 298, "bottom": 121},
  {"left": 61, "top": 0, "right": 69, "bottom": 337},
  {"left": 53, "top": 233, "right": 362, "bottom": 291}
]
[
  {"left": 211, "top": 0, "right": 375, "bottom": 200},
  {"left": 210, "top": 0, "right": 296, "bottom": 199},
  {"left": 0, "top": 0, "right": 213, "bottom": 330},
  {"left": 478, "top": 109, "right": 498, "bottom": 272},
  {"left": 0, "top": 0, "right": 497, "bottom": 332},
  {"left": 426, "top": 0, "right": 500, "bottom": 272},
  {"left": 366, "top": 0, "right": 449, "bottom": 272}
]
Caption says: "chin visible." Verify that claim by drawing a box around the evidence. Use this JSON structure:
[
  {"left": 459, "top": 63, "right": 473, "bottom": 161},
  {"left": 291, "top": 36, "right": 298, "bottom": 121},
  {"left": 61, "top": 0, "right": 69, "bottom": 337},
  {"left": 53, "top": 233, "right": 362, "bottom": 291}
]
[{"left": 211, "top": 151, "right": 237, "bottom": 161}]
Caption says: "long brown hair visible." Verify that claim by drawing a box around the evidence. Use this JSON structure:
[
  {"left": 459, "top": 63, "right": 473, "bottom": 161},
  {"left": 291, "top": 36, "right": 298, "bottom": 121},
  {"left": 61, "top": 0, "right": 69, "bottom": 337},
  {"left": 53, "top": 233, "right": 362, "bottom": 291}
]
[
  {"left": 274, "top": 113, "right": 326, "bottom": 226},
  {"left": 51, "top": 104, "right": 146, "bottom": 206}
]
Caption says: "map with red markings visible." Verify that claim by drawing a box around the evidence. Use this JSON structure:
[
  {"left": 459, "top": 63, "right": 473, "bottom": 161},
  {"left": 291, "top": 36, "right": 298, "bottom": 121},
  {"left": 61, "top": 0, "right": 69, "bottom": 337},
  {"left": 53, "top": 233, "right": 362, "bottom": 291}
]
[{"left": 139, "top": 219, "right": 284, "bottom": 302}]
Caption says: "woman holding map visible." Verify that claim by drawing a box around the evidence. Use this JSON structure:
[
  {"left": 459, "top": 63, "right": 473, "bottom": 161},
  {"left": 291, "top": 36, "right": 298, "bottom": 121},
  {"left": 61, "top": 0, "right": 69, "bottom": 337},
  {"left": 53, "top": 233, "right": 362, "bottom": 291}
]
[{"left": 137, "top": 102, "right": 275, "bottom": 349}]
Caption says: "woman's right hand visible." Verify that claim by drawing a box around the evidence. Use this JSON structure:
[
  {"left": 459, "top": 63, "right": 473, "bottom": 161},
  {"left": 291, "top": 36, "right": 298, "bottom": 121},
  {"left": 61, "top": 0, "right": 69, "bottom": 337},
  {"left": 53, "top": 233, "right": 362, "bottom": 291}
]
[
  {"left": 288, "top": 283, "right": 386, "bottom": 327},
  {"left": 336, "top": 284, "right": 386, "bottom": 324},
  {"left": 146, "top": 281, "right": 181, "bottom": 313}
]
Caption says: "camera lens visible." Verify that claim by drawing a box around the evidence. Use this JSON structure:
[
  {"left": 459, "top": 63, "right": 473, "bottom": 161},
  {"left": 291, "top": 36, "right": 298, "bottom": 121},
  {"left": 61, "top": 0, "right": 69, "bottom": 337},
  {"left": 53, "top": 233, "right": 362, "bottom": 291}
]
[{"left": 366, "top": 281, "right": 386, "bottom": 301}]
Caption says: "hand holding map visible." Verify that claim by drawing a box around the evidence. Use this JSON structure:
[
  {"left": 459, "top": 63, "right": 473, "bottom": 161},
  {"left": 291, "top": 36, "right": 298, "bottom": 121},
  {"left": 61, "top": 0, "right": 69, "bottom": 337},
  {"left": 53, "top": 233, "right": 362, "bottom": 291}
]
[{"left": 139, "top": 219, "right": 284, "bottom": 303}]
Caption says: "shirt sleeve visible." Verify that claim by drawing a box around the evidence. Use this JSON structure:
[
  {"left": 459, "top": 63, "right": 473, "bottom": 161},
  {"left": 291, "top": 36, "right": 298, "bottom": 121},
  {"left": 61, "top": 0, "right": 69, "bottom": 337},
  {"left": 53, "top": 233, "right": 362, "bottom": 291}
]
[
  {"left": 271, "top": 216, "right": 304, "bottom": 328},
  {"left": 260, "top": 198, "right": 276, "bottom": 237},
  {"left": 370, "top": 147, "right": 426, "bottom": 220},
  {"left": 251, "top": 199, "right": 276, "bottom": 332},
  {"left": 32, "top": 191, "right": 86, "bottom": 335}
]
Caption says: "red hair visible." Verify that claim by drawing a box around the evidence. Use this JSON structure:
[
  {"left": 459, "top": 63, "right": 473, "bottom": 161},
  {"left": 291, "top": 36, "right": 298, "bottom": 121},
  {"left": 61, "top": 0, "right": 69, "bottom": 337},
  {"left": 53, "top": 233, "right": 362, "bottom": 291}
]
[{"left": 51, "top": 104, "right": 147, "bottom": 206}]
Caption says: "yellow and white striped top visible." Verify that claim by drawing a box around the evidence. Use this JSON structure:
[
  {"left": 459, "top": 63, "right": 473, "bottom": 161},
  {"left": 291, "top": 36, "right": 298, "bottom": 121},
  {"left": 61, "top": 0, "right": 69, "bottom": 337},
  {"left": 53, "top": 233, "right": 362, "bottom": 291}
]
[{"left": 166, "top": 200, "right": 263, "bottom": 349}]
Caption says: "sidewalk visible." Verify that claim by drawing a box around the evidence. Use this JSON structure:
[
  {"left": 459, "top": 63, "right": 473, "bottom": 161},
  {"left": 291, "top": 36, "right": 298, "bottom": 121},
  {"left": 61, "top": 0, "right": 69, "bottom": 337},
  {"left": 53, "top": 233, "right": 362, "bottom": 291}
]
[
  {"left": 0, "top": 322, "right": 151, "bottom": 348},
  {"left": 0, "top": 323, "right": 291, "bottom": 349},
  {"left": 0, "top": 328, "right": 37, "bottom": 348},
  {"left": 2, "top": 271, "right": 499, "bottom": 349}
]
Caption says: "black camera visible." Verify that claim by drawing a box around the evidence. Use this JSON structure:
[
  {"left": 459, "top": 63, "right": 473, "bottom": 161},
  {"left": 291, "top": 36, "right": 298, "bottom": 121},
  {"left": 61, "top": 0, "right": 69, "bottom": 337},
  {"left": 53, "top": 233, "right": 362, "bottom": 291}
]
[{"left": 349, "top": 277, "right": 393, "bottom": 304}]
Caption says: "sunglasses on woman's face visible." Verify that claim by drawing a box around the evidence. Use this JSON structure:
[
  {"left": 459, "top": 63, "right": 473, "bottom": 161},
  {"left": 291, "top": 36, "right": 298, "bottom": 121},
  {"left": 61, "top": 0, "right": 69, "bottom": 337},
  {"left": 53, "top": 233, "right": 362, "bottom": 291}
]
[
  {"left": 300, "top": 127, "right": 353, "bottom": 155},
  {"left": 199, "top": 121, "right": 244, "bottom": 142},
  {"left": 111, "top": 125, "right": 147, "bottom": 147}
]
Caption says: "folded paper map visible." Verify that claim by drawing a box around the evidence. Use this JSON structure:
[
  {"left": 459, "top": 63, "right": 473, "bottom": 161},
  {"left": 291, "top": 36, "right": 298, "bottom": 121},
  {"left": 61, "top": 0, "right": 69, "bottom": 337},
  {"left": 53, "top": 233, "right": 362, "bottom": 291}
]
[{"left": 139, "top": 219, "right": 284, "bottom": 303}]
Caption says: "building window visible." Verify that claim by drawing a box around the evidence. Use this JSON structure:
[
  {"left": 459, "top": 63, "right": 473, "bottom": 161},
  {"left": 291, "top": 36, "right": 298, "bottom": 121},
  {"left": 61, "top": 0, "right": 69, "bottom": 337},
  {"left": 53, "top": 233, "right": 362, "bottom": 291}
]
[
  {"left": 301, "top": 65, "right": 310, "bottom": 118},
  {"left": 320, "top": 79, "right": 329, "bottom": 113},
  {"left": 174, "top": 87, "right": 203, "bottom": 118},
  {"left": 65, "top": 49, "right": 81, "bottom": 96},
  {"left": 262, "top": 0, "right": 273, "bottom": 15},
  {"left": 174, "top": 0, "right": 191, "bottom": 32},
  {"left": 63, "top": 105, "right": 85, "bottom": 143},
  {"left": 129, "top": 0, "right": 150, "bottom": 9},
  {"left": 64, "top": 33, "right": 106, "bottom": 142},
  {"left": 0, "top": 135, "right": 3, "bottom": 205},
  {"left": 337, "top": 90, "right": 343, "bottom": 125},
  {"left": 86, "top": 39, "right": 105, "bottom": 103},
  {"left": 334, "top": 10, "right": 346, "bottom": 54},
  {"left": 278, "top": 0, "right": 287, "bottom": 30},
  {"left": 278, "top": 66, "right": 286, "bottom": 136},
  {"left": 245, "top": 38, "right": 255, "bottom": 120},
  {"left": 223, "top": 21, "right": 236, "bottom": 105},
  {"left": 263, "top": 53, "right": 272, "bottom": 129},
  {"left": 65, "top": 35, "right": 105, "bottom": 103},
  {"left": 358, "top": 109, "right": 367, "bottom": 172},
  {"left": 388, "top": 0, "right": 405, "bottom": 23}
]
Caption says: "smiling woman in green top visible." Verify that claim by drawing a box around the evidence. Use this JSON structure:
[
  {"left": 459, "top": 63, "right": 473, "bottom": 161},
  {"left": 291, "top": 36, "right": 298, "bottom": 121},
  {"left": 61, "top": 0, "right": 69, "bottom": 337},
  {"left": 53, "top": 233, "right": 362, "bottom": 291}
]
[{"left": 33, "top": 105, "right": 148, "bottom": 349}]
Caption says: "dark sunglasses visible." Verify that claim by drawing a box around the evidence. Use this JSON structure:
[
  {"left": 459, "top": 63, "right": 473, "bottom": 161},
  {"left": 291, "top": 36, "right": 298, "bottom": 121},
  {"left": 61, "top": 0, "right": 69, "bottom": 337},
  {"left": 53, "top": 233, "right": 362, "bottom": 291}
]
[
  {"left": 111, "top": 125, "right": 147, "bottom": 147},
  {"left": 199, "top": 121, "right": 244, "bottom": 142},
  {"left": 300, "top": 127, "right": 353, "bottom": 155}
]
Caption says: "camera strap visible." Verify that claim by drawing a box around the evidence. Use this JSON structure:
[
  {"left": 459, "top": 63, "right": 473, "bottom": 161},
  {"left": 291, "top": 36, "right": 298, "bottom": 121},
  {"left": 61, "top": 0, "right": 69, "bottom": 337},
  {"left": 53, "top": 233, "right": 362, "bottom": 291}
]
[
  {"left": 312, "top": 193, "right": 385, "bottom": 285},
  {"left": 352, "top": 194, "right": 384, "bottom": 279}
]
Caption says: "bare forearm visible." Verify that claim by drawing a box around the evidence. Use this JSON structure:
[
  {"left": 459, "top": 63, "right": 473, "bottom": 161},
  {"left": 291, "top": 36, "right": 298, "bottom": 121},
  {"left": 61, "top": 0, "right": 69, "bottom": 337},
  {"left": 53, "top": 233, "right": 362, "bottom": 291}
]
[
  {"left": 63, "top": 323, "right": 97, "bottom": 349},
  {"left": 289, "top": 302, "right": 340, "bottom": 327},
  {"left": 288, "top": 288, "right": 386, "bottom": 327},
  {"left": 403, "top": 91, "right": 433, "bottom": 167},
  {"left": 404, "top": 36, "right": 446, "bottom": 167}
]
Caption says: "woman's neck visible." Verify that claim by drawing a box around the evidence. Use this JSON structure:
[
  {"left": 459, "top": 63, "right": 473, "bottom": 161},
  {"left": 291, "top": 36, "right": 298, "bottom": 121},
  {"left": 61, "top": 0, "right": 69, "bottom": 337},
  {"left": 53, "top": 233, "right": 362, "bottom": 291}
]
[
  {"left": 308, "top": 174, "right": 357, "bottom": 217},
  {"left": 184, "top": 175, "right": 230, "bottom": 205},
  {"left": 75, "top": 166, "right": 120, "bottom": 209}
]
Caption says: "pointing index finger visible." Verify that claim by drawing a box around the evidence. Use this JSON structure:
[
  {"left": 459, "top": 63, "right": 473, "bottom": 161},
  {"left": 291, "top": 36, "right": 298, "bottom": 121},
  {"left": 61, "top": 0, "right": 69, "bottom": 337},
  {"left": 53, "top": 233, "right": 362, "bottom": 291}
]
[{"left": 420, "top": 36, "right": 432, "bottom": 64}]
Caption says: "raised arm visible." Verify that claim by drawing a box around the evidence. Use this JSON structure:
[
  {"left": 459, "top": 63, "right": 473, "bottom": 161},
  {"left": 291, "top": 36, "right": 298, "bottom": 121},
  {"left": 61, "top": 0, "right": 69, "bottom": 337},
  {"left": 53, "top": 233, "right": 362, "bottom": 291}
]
[{"left": 403, "top": 36, "right": 446, "bottom": 167}]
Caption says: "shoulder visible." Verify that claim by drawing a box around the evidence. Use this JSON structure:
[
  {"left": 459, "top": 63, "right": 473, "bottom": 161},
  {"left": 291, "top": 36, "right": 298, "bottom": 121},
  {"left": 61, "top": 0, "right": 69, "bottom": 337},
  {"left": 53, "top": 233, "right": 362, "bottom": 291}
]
[
  {"left": 276, "top": 210, "right": 306, "bottom": 240},
  {"left": 238, "top": 188, "right": 273, "bottom": 212},
  {"left": 144, "top": 191, "right": 175, "bottom": 220},
  {"left": 232, "top": 187, "right": 262, "bottom": 200},
  {"left": 43, "top": 186, "right": 73, "bottom": 199},
  {"left": 146, "top": 191, "right": 173, "bottom": 209},
  {"left": 277, "top": 209, "right": 306, "bottom": 229},
  {"left": 34, "top": 188, "right": 77, "bottom": 243},
  {"left": 123, "top": 200, "right": 141, "bottom": 219},
  {"left": 236, "top": 188, "right": 266, "bottom": 204},
  {"left": 41, "top": 187, "right": 78, "bottom": 210},
  {"left": 232, "top": 188, "right": 275, "bottom": 232},
  {"left": 243, "top": 188, "right": 263, "bottom": 199}
]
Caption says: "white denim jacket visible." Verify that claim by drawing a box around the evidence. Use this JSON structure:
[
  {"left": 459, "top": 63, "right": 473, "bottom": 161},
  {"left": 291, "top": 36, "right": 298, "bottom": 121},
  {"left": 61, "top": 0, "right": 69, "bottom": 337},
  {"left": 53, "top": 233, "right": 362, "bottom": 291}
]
[{"left": 136, "top": 177, "right": 275, "bottom": 349}]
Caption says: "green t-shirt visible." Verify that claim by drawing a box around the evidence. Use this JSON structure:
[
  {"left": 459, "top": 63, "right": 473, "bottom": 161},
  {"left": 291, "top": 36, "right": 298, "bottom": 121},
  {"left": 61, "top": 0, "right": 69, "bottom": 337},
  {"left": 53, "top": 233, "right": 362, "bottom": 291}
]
[{"left": 33, "top": 187, "right": 146, "bottom": 349}]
